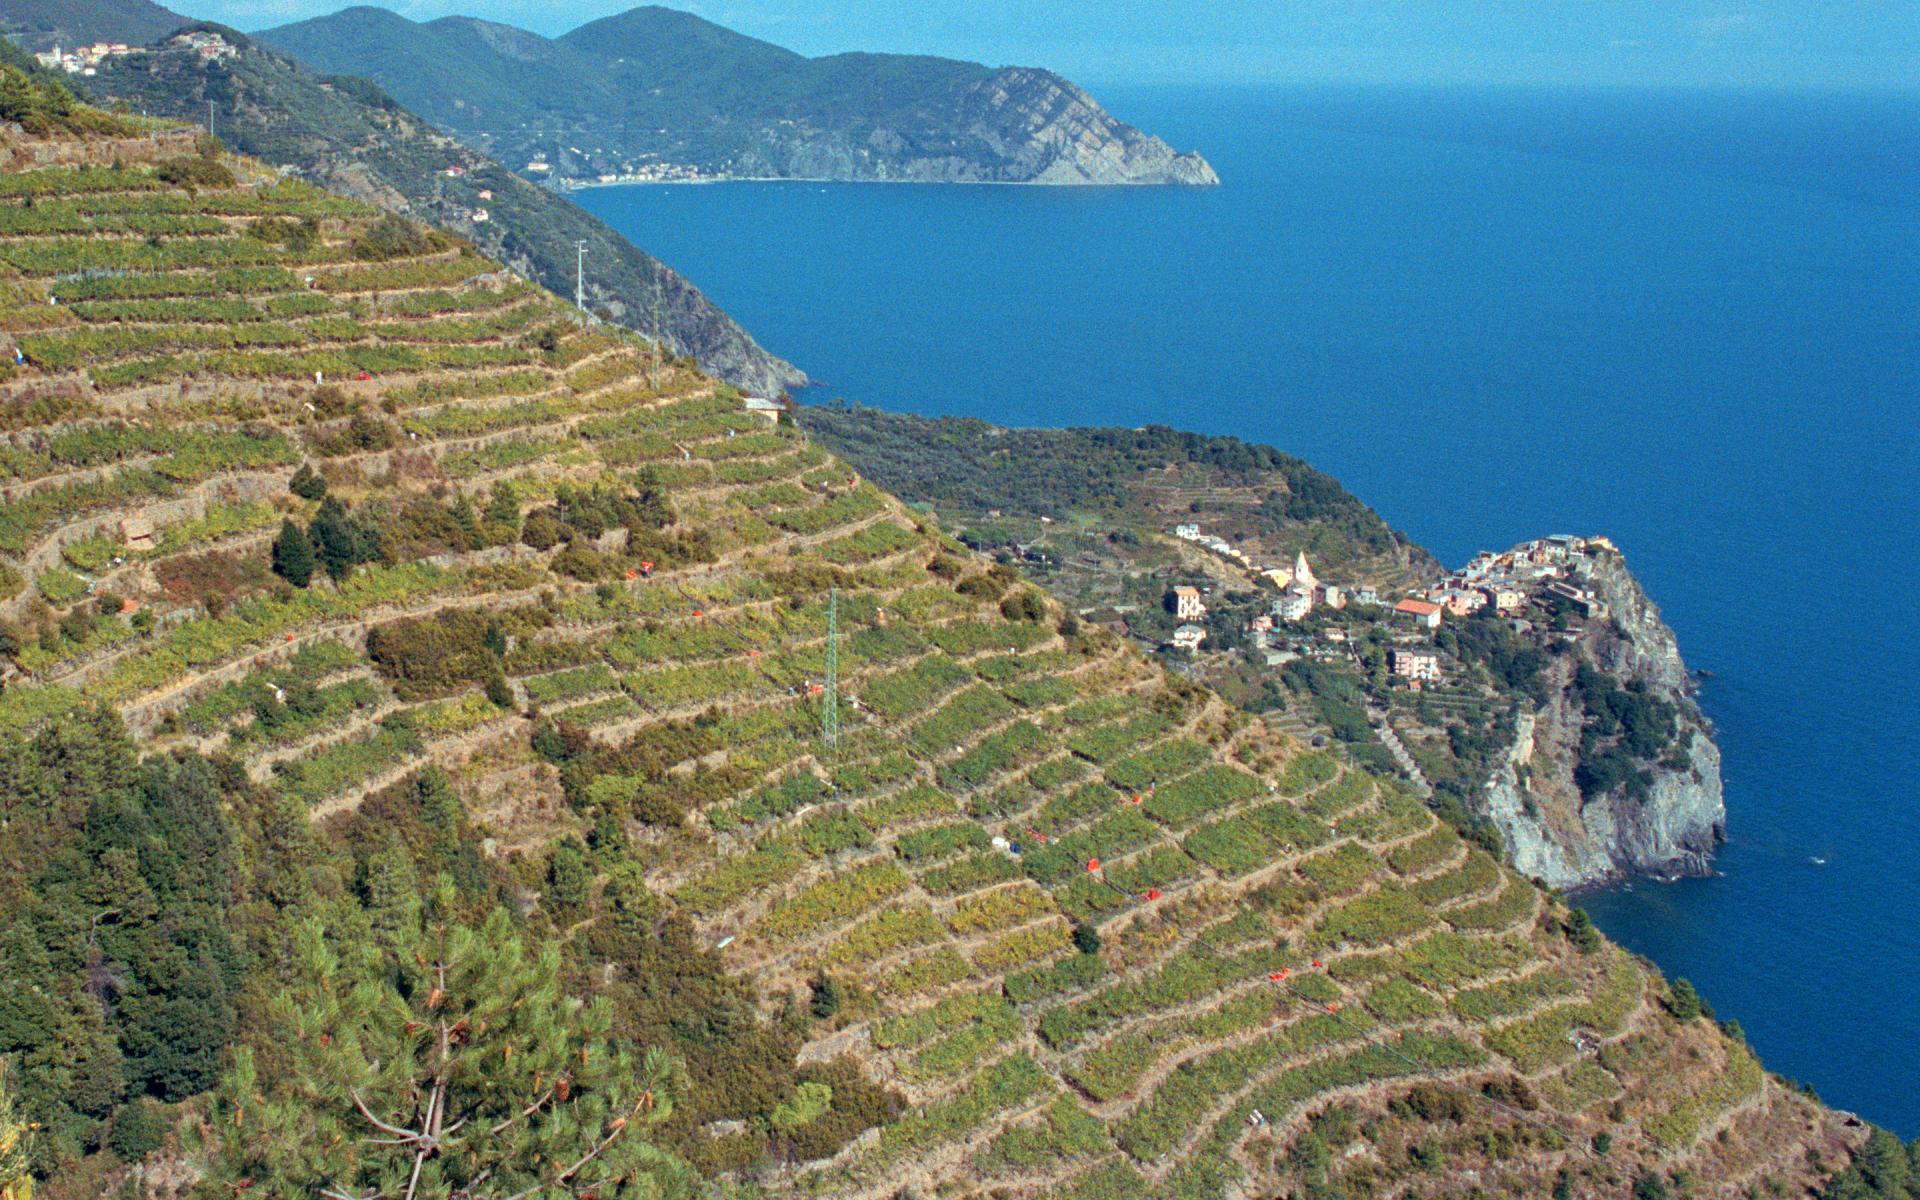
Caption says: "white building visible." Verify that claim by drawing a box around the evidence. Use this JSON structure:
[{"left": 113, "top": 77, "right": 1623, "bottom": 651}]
[
  {"left": 1389, "top": 646, "right": 1442, "bottom": 684},
  {"left": 1291, "top": 551, "right": 1318, "bottom": 591},
  {"left": 1273, "top": 590, "right": 1314, "bottom": 622},
  {"left": 1169, "top": 624, "right": 1207, "bottom": 652},
  {"left": 1174, "top": 523, "right": 1200, "bottom": 540}
]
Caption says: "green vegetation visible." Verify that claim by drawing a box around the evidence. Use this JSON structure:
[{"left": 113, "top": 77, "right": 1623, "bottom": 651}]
[
  {"left": 204, "top": 880, "right": 690, "bottom": 1198},
  {"left": 0, "top": 106, "right": 1847, "bottom": 1200},
  {"left": 78, "top": 29, "right": 799, "bottom": 393}
]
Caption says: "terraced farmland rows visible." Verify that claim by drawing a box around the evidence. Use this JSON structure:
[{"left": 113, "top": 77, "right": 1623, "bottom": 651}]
[{"left": 0, "top": 126, "right": 1853, "bottom": 1200}]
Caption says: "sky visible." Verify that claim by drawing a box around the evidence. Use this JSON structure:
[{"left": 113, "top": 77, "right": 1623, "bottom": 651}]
[{"left": 207, "top": 0, "right": 1920, "bottom": 90}]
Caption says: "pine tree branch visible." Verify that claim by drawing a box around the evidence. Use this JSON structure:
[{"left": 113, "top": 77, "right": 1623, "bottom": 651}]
[
  {"left": 349, "top": 1088, "right": 422, "bottom": 1142},
  {"left": 487, "top": 1086, "right": 555, "bottom": 1137},
  {"left": 553, "top": 1115, "right": 631, "bottom": 1186}
]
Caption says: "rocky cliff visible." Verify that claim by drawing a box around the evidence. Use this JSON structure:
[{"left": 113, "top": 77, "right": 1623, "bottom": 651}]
[
  {"left": 1485, "top": 546, "right": 1725, "bottom": 889},
  {"left": 259, "top": 8, "right": 1219, "bottom": 189},
  {"left": 732, "top": 67, "right": 1220, "bottom": 186}
]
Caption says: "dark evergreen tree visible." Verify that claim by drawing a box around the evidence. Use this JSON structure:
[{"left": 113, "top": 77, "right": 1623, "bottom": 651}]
[
  {"left": 306, "top": 496, "right": 354, "bottom": 579},
  {"left": 271, "top": 519, "right": 315, "bottom": 588}
]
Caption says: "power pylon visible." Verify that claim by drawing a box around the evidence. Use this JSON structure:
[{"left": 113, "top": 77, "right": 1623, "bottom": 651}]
[
  {"left": 574, "top": 240, "right": 588, "bottom": 315},
  {"left": 822, "top": 587, "right": 840, "bottom": 755}
]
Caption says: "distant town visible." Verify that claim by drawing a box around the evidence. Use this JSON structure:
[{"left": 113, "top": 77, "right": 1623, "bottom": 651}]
[
  {"left": 1160, "top": 522, "right": 1619, "bottom": 690},
  {"left": 33, "top": 30, "right": 238, "bottom": 76}
]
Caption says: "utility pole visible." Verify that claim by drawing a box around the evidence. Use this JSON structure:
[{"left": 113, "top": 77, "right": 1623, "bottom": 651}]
[
  {"left": 822, "top": 588, "right": 839, "bottom": 755},
  {"left": 648, "top": 284, "right": 664, "bottom": 388},
  {"left": 574, "top": 240, "right": 588, "bottom": 316}
]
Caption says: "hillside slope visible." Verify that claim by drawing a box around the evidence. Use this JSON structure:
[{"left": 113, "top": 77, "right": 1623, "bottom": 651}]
[
  {"left": 0, "top": 0, "right": 182, "bottom": 52},
  {"left": 801, "top": 406, "right": 1724, "bottom": 890},
  {"left": 0, "top": 99, "right": 1871, "bottom": 1198},
  {"left": 67, "top": 23, "right": 806, "bottom": 396},
  {"left": 259, "top": 5, "right": 1219, "bottom": 187}
]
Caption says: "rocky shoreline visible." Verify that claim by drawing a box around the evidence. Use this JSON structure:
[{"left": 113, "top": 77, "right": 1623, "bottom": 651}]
[{"left": 1483, "top": 546, "right": 1726, "bottom": 890}]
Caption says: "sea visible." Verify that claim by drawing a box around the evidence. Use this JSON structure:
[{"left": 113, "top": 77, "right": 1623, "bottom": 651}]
[{"left": 577, "top": 83, "right": 1920, "bottom": 1135}]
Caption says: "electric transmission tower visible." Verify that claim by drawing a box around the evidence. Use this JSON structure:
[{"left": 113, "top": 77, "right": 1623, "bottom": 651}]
[
  {"left": 649, "top": 284, "right": 665, "bottom": 388},
  {"left": 574, "top": 240, "right": 588, "bottom": 316},
  {"left": 822, "top": 587, "right": 840, "bottom": 755}
]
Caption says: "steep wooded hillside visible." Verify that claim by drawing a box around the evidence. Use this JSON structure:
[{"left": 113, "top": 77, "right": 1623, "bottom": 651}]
[
  {"left": 260, "top": 5, "right": 1219, "bottom": 186},
  {"left": 0, "top": 100, "right": 1875, "bottom": 1200}
]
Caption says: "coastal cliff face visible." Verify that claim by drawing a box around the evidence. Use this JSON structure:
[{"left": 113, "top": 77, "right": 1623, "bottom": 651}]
[
  {"left": 1486, "top": 549, "right": 1725, "bottom": 889},
  {"left": 737, "top": 67, "right": 1219, "bottom": 185},
  {"left": 258, "top": 9, "right": 1218, "bottom": 189}
]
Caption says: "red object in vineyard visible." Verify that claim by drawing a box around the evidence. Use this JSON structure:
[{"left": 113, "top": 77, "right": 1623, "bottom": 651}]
[{"left": 1086, "top": 858, "right": 1100, "bottom": 873}]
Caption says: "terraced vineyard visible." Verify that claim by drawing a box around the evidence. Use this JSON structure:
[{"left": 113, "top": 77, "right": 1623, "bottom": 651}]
[{"left": 0, "top": 116, "right": 1863, "bottom": 1199}]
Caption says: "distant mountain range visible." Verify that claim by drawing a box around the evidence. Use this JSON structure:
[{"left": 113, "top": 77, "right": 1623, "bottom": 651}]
[{"left": 258, "top": 5, "right": 1219, "bottom": 187}]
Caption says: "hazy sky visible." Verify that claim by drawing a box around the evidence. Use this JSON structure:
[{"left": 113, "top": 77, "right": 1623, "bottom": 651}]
[{"left": 211, "top": 0, "right": 1920, "bottom": 89}]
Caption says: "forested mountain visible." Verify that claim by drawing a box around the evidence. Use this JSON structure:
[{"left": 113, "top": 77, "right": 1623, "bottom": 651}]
[
  {"left": 0, "top": 71, "right": 1908, "bottom": 1200},
  {"left": 0, "top": 0, "right": 183, "bottom": 52},
  {"left": 259, "top": 5, "right": 1220, "bottom": 186},
  {"left": 64, "top": 22, "right": 805, "bottom": 395}
]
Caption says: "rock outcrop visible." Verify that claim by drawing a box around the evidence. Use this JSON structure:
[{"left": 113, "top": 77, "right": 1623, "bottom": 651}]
[
  {"left": 1484, "top": 546, "right": 1725, "bottom": 889},
  {"left": 732, "top": 67, "right": 1219, "bottom": 186},
  {"left": 259, "top": 9, "right": 1219, "bottom": 189}
]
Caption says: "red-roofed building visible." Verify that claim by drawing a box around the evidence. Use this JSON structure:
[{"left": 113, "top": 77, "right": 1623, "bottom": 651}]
[{"left": 1394, "top": 598, "right": 1442, "bottom": 630}]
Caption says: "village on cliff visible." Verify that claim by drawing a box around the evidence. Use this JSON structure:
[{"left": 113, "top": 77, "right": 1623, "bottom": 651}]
[{"left": 1159, "top": 524, "right": 1619, "bottom": 691}]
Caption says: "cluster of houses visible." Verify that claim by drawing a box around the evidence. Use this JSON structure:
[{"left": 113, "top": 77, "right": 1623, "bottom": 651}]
[
  {"left": 1401, "top": 534, "right": 1615, "bottom": 626},
  {"left": 1165, "top": 544, "right": 1386, "bottom": 656},
  {"left": 33, "top": 41, "right": 135, "bottom": 75},
  {"left": 1155, "top": 529, "right": 1624, "bottom": 695}
]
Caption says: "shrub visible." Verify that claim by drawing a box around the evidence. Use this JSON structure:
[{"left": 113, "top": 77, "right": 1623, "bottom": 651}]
[
  {"left": 1666, "top": 977, "right": 1706, "bottom": 1022},
  {"left": 546, "top": 837, "right": 592, "bottom": 910},
  {"left": 366, "top": 608, "right": 497, "bottom": 699},
  {"left": 289, "top": 463, "right": 328, "bottom": 500},
  {"left": 153, "top": 155, "right": 236, "bottom": 190},
  {"left": 351, "top": 213, "right": 442, "bottom": 261},
  {"left": 1565, "top": 907, "right": 1603, "bottom": 954},
  {"left": 809, "top": 973, "right": 843, "bottom": 1019},
  {"left": 1071, "top": 923, "right": 1101, "bottom": 955},
  {"left": 999, "top": 589, "right": 1047, "bottom": 622},
  {"left": 109, "top": 1098, "right": 168, "bottom": 1161}
]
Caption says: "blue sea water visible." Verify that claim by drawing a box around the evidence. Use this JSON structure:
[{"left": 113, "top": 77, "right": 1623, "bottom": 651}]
[{"left": 578, "top": 84, "right": 1920, "bottom": 1134}]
